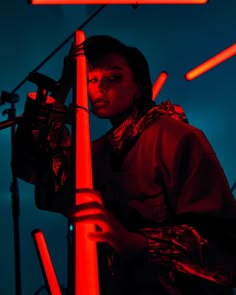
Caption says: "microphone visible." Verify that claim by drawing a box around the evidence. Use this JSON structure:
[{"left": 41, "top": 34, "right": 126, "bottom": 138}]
[
  {"left": 27, "top": 72, "right": 57, "bottom": 103},
  {"left": 27, "top": 72, "right": 57, "bottom": 92}
]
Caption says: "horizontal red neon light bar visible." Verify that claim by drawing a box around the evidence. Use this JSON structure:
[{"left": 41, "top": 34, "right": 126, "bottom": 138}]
[
  {"left": 185, "top": 43, "right": 236, "bottom": 80},
  {"left": 30, "top": 0, "right": 208, "bottom": 5}
]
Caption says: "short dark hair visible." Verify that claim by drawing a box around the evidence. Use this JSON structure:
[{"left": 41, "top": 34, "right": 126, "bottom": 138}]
[{"left": 83, "top": 35, "right": 153, "bottom": 110}]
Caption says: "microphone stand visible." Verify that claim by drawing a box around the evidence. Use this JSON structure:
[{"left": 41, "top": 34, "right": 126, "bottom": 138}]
[
  {"left": 0, "top": 5, "right": 141, "bottom": 294},
  {"left": 0, "top": 6, "right": 107, "bottom": 295},
  {"left": 1, "top": 92, "right": 21, "bottom": 295}
]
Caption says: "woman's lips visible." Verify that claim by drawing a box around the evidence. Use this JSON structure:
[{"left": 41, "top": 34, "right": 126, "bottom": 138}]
[{"left": 93, "top": 98, "right": 109, "bottom": 107}]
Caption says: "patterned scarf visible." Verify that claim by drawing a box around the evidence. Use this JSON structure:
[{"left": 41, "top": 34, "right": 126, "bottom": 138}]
[{"left": 108, "top": 99, "right": 188, "bottom": 155}]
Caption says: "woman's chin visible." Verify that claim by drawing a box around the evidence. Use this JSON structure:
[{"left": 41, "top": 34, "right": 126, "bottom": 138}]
[{"left": 93, "top": 109, "right": 110, "bottom": 118}]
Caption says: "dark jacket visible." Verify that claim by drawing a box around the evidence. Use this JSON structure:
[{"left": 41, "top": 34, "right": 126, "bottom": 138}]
[{"left": 12, "top": 100, "right": 236, "bottom": 294}]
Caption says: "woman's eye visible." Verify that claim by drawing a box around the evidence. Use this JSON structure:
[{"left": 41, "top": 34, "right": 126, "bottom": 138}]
[
  {"left": 107, "top": 74, "right": 122, "bottom": 81},
  {"left": 88, "top": 78, "right": 97, "bottom": 84},
  {"left": 88, "top": 74, "right": 122, "bottom": 84}
]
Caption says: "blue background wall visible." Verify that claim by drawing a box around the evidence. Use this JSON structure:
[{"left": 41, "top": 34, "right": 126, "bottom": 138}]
[{"left": 0, "top": 0, "right": 235, "bottom": 294}]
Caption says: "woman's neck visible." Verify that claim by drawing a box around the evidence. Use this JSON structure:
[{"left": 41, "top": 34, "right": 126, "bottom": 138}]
[{"left": 109, "top": 107, "right": 135, "bottom": 128}]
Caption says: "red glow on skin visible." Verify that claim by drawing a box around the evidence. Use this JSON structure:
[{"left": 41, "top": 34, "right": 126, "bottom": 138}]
[
  {"left": 88, "top": 54, "right": 140, "bottom": 120},
  {"left": 185, "top": 43, "right": 236, "bottom": 80},
  {"left": 152, "top": 71, "right": 168, "bottom": 101},
  {"left": 30, "top": 0, "right": 208, "bottom": 4},
  {"left": 32, "top": 230, "right": 62, "bottom": 295}
]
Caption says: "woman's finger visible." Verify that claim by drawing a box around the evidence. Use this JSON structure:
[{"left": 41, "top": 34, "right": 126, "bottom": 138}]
[
  {"left": 71, "top": 213, "right": 112, "bottom": 232},
  {"left": 89, "top": 231, "right": 122, "bottom": 255},
  {"left": 67, "top": 201, "right": 105, "bottom": 217}
]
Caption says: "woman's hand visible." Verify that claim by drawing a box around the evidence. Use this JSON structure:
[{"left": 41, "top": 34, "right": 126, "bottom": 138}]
[{"left": 69, "top": 201, "right": 147, "bottom": 258}]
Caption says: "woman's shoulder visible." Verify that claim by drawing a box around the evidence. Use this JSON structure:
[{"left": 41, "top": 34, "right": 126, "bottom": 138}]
[
  {"left": 148, "top": 100, "right": 204, "bottom": 139},
  {"left": 150, "top": 115, "right": 215, "bottom": 156},
  {"left": 149, "top": 114, "right": 204, "bottom": 140}
]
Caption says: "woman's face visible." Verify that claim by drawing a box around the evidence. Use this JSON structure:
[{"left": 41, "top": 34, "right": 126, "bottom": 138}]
[{"left": 87, "top": 53, "right": 140, "bottom": 124}]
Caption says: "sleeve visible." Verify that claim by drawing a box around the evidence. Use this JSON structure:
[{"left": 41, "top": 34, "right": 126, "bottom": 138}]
[
  {"left": 12, "top": 96, "right": 72, "bottom": 212},
  {"left": 140, "top": 224, "right": 235, "bottom": 286},
  {"left": 172, "top": 130, "right": 236, "bottom": 219},
  {"left": 153, "top": 126, "right": 236, "bottom": 230},
  {"left": 141, "top": 128, "right": 236, "bottom": 286}
]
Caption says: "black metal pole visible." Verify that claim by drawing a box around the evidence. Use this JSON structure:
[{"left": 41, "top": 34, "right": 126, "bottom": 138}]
[
  {"left": 10, "top": 4, "right": 108, "bottom": 96},
  {"left": 8, "top": 101, "right": 22, "bottom": 295},
  {"left": 0, "top": 6, "right": 107, "bottom": 293}
]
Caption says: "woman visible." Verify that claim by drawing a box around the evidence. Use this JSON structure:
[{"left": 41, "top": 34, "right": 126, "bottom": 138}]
[{"left": 13, "top": 35, "right": 236, "bottom": 294}]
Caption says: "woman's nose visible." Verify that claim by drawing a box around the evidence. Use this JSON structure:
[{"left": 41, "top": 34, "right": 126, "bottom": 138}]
[{"left": 97, "top": 78, "right": 107, "bottom": 91}]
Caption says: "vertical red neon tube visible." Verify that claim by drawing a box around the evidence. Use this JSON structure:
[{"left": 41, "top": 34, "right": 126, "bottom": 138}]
[
  {"left": 74, "top": 30, "right": 100, "bottom": 295},
  {"left": 32, "top": 230, "right": 62, "bottom": 295}
]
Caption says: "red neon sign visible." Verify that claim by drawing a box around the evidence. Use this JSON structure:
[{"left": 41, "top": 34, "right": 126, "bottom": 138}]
[
  {"left": 30, "top": 0, "right": 208, "bottom": 4},
  {"left": 185, "top": 43, "right": 236, "bottom": 80}
]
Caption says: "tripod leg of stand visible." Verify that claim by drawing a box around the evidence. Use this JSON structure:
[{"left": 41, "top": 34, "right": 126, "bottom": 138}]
[{"left": 11, "top": 177, "right": 22, "bottom": 295}]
